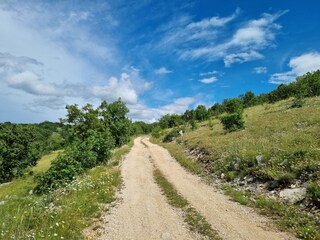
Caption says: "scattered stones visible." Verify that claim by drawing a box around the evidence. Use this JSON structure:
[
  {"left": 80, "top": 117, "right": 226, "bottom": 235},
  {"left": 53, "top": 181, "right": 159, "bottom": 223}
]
[
  {"left": 279, "top": 187, "right": 307, "bottom": 204},
  {"left": 160, "top": 232, "right": 172, "bottom": 239}
]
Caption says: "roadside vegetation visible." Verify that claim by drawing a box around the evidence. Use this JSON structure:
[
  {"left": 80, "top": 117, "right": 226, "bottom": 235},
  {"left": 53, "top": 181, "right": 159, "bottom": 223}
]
[
  {"left": 0, "top": 139, "right": 133, "bottom": 239},
  {"left": 151, "top": 71, "right": 320, "bottom": 239},
  {"left": 154, "top": 169, "right": 221, "bottom": 240}
]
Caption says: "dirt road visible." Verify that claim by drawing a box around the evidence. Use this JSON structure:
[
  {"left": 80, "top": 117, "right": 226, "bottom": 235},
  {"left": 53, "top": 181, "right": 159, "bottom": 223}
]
[
  {"left": 97, "top": 137, "right": 295, "bottom": 240},
  {"left": 96, "top": 138, "right": 196, "bottom": 240}
]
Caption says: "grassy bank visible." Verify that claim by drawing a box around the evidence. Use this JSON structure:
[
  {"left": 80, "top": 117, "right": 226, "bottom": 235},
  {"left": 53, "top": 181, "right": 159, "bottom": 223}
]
[
  {"left": 0, "top": 140, "right": 133, "bottom": 240},
  {"left": 154, "top": 96, "right": 320, "bottom": 239}
]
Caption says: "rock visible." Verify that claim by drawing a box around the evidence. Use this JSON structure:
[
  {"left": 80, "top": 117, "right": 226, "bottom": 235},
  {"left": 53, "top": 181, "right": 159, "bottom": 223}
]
[
  {"left": 279, "top": 187, "right": 307, "bottom": 204},
  {"left": 161, "top": 232, "right": 172, "bottom": 239},
  {"left": 268, "top": 181, "right": 280, "bottom": 190},
  {"left": 220, "top": 173, "right": 225, "bottom": 179},
  {"left": 295, "top": 122, "right": 306, "bottom": 127},
  {"left": 279, "top": 159, "right": 288, "bottom": 166},
  {"left": 256, "top": 155, "right": 264, "bottom": 165},
  {"left": 245, "top": 176, "right": 255, "bottom": 184},
  {"left": 0, "top": 201, "right": 5, "bottom": 206}
]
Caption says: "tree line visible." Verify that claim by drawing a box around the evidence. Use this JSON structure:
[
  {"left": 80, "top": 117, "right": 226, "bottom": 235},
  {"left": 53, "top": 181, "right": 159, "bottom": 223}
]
[{"left": 155, "top": 70, "right": 320, "bottom": 132}]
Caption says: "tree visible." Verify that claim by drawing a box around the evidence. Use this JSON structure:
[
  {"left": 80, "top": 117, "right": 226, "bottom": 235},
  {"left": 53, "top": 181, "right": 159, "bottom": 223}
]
[
  {"left": 240, "top": 91, "right": 257, "bottom": 108},
  {"left": 222, "top": 98, "right": 243, "bottom": 113},
  {"left": 195, "top": 105, "right": 209, "bottom": 121}
]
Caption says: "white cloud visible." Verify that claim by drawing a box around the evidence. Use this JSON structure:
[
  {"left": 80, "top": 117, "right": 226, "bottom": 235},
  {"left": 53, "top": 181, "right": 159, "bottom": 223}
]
[
  {"left": 128, "top": 97, "right": 196, "bottom": 123},
  {"left": 199, "top": 70, "right": 218, "bottom": 76},
  {"left": 186, "top": 8, "right": 240, "bottom": 29},
  {"left": 156, "top": 9, "right": 239, "bottom": 51},
  {"left": 177, "top": 11, "right": 287, "bottom": 66},
  {"left": 224, "top": 51, "right": 264, "bottom": 67},
  {"left": 289, "top": 52, "right": 320, "bottom": 76},
  {"left": 254, "top": 66, "right": 267, "bottom": 74},
  {"left": 91, "top": 72, "right": 145, "bottom": 104},
  {"left": 269, "top": 52, "right": 320, "bottom": 84},
  {"left": 155, "top": 67, "right": 172, "bottom": 75},
  {"left": 269, "top": 71, "right": 296, "bottom": 84},
  {"left": 199, "top": 76, "right": 218, "bottom": 84},
  {"left": 6, "top": 71, "right": 59, "bottom": 96}
]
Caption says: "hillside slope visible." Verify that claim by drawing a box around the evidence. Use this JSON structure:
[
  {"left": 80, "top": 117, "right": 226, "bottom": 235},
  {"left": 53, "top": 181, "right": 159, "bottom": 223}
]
[{"left": 157, "top": 96, "right": 320, "bottom": 239}]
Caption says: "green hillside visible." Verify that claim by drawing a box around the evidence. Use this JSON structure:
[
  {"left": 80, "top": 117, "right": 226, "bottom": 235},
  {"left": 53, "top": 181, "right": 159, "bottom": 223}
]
[{"left": 156, "top": 96, "right": 320, "bottom": 239}]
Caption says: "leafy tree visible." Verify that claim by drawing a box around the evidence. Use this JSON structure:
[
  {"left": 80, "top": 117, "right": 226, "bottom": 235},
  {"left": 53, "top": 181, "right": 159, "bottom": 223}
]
[
  {"left": 195, "top": 105, "right": 209, "bottom": 121},
  {"left": 240, "top": 91, "right": 257, "bottom": 107},
  {"left": 208, "top": 103, "right": 223, "bottom": 116},
  {"left": 222, "top": 98, "right": 243, "bottom": 114}
]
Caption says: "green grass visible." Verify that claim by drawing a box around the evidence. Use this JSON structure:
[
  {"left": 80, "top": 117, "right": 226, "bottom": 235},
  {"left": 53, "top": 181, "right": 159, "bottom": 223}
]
[
  {"left": 0, "top": 141, "right": 132, "bottom": 239},
  {"left": 154, "top": 169, "right": 221, "bottom": 240},
  {"left": 151, "top": 138, "right": 202, "bottom": 175}
]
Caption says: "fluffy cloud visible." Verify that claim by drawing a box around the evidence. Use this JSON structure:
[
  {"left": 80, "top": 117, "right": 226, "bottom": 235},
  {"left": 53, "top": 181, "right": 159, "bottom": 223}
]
[
  {"left": 254, "top": 66, "right": 267, "bottom": 74},
  {"left": 269, "top": 52, "right": 320, "bottom": 84},
  {"left": 155, "top": 67, "right": 172, "bottom": 75},
  {"left": 199, "top": 76, "right": 218, "bottom": 84},
  {"left": 128, "top": 97, "right": 196, "bottom": 123}
]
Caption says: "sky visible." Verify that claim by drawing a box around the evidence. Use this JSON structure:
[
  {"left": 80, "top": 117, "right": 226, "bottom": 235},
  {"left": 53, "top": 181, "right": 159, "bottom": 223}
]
[{"left": 1, "top": 0, "right": 320, "bottom": 123}]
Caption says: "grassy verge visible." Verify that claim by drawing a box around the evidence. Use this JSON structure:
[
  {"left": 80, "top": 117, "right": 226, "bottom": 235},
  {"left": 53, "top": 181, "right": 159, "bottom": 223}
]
[
  {"left": 154, "top": 169, "right": 221, "bottom": 240},
  {"left": 221, "top": 185, "right": 320, "bottom": 239},
  {"left": 159, "top": 139, "right": 320, "bottom": 239},
  {"left": 151, "top": 138, "right": 202, "bottom": 175},
  {"left": 0, "top": 141, "right": 132, "bottom": 239}
]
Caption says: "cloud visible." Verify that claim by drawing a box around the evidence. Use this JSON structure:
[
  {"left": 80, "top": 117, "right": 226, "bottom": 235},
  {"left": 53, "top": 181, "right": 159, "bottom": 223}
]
[
  {"left": 199, "top": 76, "right": 218, "bottom": 84},
  {"left": 269, "top": 52, "right": 320, "bottom": 84},
  {"left": 6, "top": 71, "right": 60, "bottom": 96},
  {"left": 176, "top": 10, "right": 287, "bottom": 66},
  {"left": 156, "top": 9, "right": 239, "bottom": 51},
  {"left": 224, "top": 51, "right": 264, "bottom": 67},
  {"left": 254, "top": 66, "right": 267, "bottom": 74},
  {"left": 91, "top": 72, "right": 143, "bottom": 104},
  {"left": 155, "top": 67, "right": 172, "bottom": 75},
  {"left": 199, "top": 70, "right": 218, "bottom": 76},
  {"left": 128, "top": 97, "right": 196, "bottom": 123}
]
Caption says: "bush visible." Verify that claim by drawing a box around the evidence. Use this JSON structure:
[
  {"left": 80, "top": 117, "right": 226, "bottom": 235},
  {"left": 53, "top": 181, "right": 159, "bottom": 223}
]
[
  {"left": 220, "top": 113, "right": 244, "bottom": 132},
  {"left": 290, "top": 97, "right": 305, "bottom": 108},
  {"left": 307, "top": 180, "right": 320, "bottom": 207},
  {"left": 163, "top": 128, "right": 183, "bottom": 142}
]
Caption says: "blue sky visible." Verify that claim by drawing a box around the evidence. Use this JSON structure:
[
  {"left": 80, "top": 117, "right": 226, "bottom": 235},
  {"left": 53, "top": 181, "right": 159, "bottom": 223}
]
[{"left": 1, "top": 0, "right": 320, "bottom": 123}]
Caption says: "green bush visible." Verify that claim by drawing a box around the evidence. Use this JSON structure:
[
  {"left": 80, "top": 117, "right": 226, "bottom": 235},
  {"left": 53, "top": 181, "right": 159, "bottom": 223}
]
[
  {"left": 290, "top": 97, "right": 305, "bottom": 108},
  {"left": 220, "top": 113, "right": 244, "bottom": 132},
  {"left": 163, "top": 128, "right": 183, "bottom": 142},
  {"left": 307, "top": 181, "right": 320, "bottom": 207}
]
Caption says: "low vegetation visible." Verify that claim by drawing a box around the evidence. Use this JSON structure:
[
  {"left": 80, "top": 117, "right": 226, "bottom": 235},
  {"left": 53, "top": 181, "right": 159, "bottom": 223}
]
[
  {"left": 0, "top": 140, "right": 132, "bottom": 240},
  {"left": 154, "top": 169, "right": 221, "bottom": 240}
]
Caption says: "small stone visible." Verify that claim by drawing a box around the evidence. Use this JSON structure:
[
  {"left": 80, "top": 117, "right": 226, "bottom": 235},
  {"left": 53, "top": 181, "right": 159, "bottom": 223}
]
[
  {"left": 279, "top": 187, "right": 307, "bottom": 204},
  {"left": 221, "top": 173, "right": 225, "bottom": 179},
  {"left": 256, "top": 155, "right": 264, "bottom": 165},
  {"left": 295, "top": 122, "right": 306, "bottom": 127},
  {"left": 161, "top": 232, "right": 172, "bottom": 239}
]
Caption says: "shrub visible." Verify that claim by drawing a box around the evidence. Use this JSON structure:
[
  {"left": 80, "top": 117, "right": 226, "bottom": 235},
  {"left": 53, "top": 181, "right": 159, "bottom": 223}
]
[
  {"left": 290, "top": 97, "right": 305, "bottom": 108},
  {"left": 307, "top": 180, "right": 320, "bottom": 207},
  {"left": 163, "top": 128, "right": 183, "bottom": 142},
  {"left": 220, "top": 113, "right": 244, "bottom": 132},
  {"left": 190, "top": 120, "right": 198, "bottom": 131}
]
